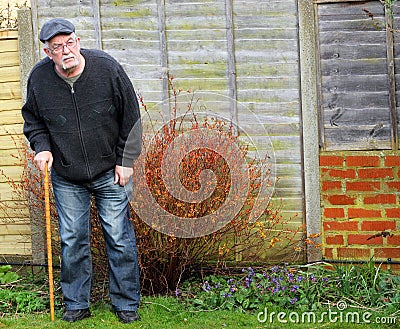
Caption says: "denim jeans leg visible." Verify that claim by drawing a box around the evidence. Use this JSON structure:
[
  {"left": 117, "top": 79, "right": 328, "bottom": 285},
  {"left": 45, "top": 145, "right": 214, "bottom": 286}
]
[
  {"left": 90, "top": 170, "right": 140, "bottom": 311},
  {"left": 51, "top": 170, "right": 92, "bottom": 310}
]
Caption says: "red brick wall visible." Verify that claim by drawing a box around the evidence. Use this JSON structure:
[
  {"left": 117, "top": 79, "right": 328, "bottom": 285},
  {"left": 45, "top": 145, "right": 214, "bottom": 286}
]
[{"left": 320, "top": 151, "right": 400, "bottom": 271}]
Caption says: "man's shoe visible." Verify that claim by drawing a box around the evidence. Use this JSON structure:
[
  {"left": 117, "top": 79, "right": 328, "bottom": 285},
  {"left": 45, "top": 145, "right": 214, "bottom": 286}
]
[
  {"left": 62, "top": 308, "right": 91, "bottom": 322},
  {"left": 115, "top": 310, "right": 141, "bottom": 323}
]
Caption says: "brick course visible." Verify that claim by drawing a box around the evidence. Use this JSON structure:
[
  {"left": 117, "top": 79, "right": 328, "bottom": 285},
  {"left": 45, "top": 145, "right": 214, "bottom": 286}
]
[
  {"left": 386, "top": 181, "right": 400, "bottom": 191},
  {"left": 327, "top": 195, "right": 356, "bottom": 205},
  {"left": 384, "top": 156, "right": 400, "bottom": 166},
  {"left": 325, "top": 235, "right": 344, "bottom": 245},
  {"left": 346, "top": 181, "right": 380, "bottom": 191},
  {"left": 358, "top": 168, "right": 394, "bottom": 179},
  {"left": 348, "top": 234, "right": 383, "bottom": 245},
  {"left": 363, "top": 194, "right": 397, "bottom": 205},
  {"left": 386, "top": 208, "right": 400, "bottom": 218},
  {"left": 348, "top": 208, "right": 381, "bottom": 219},
  {"left": 320, "top": 155, "right": 344, "bottom": 166},
  {"left": 323, "top": 208, "right": 345, "bottom": 218},
  {"left": 361, "top": 220, "right": 397, "bottom": 231},
  {"left": 346, "top": 156, "right": 380, "bottom": 167},
  {"left": 320, "top": 151, "right": 400, "bottom": 270},
  {"left": 323, "top": 221, "right": 359, "bottom": 231}
]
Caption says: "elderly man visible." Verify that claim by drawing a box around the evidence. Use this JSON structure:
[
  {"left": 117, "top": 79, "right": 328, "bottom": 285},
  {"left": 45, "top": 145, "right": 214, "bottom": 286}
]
[{"left": 21, "top": 18, "right": 142, "bottom": 323}]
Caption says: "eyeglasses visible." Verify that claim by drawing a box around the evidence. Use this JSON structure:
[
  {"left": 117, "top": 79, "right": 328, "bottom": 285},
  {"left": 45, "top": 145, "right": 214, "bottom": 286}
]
[{"left": 48, "top": 38, "right": 78, "bottom": 54}]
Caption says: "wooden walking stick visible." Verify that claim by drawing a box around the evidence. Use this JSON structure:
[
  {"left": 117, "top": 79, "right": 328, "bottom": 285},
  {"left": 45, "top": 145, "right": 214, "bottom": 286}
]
[{"left": 44, "top": 162, "right": 55, "bottom": 321}]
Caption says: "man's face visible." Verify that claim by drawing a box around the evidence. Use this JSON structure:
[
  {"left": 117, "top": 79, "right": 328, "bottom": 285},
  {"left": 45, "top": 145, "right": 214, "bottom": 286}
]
[{"left": 44, "top": 33, "right": 81, "bottom": 73}]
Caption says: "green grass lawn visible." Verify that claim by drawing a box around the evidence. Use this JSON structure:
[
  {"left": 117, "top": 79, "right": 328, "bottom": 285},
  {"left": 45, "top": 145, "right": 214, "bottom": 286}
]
[
  {"left": 1, "top": 262, "right": 399, "bottom": 329},
  {"left": 1, "top": 296, "right": 398, "bottom": 329}
]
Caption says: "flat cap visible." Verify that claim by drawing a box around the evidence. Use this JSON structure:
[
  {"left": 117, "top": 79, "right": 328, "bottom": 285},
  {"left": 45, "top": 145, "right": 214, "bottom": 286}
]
[{"left": 39, "top": 18, "right": 75, "bottom": 43}]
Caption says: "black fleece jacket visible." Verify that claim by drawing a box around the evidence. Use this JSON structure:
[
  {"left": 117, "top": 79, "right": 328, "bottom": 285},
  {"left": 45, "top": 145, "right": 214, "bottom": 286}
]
[{"left": 22, "top": 49, "right": 142, "bottom": 182}]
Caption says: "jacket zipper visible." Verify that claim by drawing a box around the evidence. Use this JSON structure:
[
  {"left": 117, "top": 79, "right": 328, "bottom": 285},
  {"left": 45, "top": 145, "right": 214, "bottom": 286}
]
[{"left": 71, "top": 84, "right": 92, "bottom": 180}]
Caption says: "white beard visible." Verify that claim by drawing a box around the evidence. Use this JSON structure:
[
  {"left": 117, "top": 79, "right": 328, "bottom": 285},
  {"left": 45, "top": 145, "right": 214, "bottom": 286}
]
[{"left": 61, "top": 55, "right": 79, "bottom": 72}]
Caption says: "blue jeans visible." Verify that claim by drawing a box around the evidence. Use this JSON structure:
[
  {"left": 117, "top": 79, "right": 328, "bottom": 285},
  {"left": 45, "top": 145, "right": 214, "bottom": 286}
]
[{"left": 51, "top": 168, "right": 140, "bottom": 311}]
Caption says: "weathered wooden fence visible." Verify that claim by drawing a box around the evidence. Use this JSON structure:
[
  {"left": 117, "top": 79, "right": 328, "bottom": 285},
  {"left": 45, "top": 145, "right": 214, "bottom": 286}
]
[
  {"left": 0, "top": 29, "right": 31, "bottom": 256},
  {"left": 1, "top": 0, "right": 328, "bottom": 263},
  {"left": 2, "top": 0, "right": 398, "bottom": 267},
  {"left": 23, "top": 0, "right": 306, "bottom": 260},
  {"left": 317, "top": 1, "right": 400, "bottom": 151}
]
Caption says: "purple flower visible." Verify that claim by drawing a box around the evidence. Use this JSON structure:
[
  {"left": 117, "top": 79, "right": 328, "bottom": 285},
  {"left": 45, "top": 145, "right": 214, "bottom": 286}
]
[
  {"left": 203, "top": 281, "right": 211, "bottom": 292},
  {"left": 290, "top": 297, "right": 298, "bottom": 304},
  {"left": 245, "top": 277, "right": 250, "bottom": 288},
  {"left": 175, "top": 288, "right": 181, "bottom": 296},
  {"left": 291, "top": 285, "right": 299, "bottom": 293},
  {"left": 223, "top": 293, "right": 232, "bottom": 298},
  {"left": 247, "top": 267, "right": 255, "bottom": 277}
]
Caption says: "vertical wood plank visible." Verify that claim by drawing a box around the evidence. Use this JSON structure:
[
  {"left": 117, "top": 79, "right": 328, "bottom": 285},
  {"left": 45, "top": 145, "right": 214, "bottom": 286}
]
[
  {"left": 91, "top": 0, "right": 102, "bottom": 50},
  {"left": 314, "top": 3, "right": 325, "bottom": 150},
  {"left": 157, "top": 0, "right": 170, "bottom": 120},
  {"left": 225, "top": 0, "right": 238, "bottom": 133},
  {"left": 298, "top": 0, "right": 322, "bottom": 263},
  {"left": 29, "top": 0, "right": 39, "bottom": 63},
  {"left": 385, "top": 7, "right": 398, "bottom": 150},
  {"left": 17, "top": 9, "right": 34, "bottom": 103}
]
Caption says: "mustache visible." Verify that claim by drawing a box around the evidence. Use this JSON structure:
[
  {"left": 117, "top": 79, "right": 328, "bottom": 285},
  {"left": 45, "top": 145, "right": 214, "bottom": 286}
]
[
  {"left": 61, "top": 54, "right": 79, "bottom": 71},
  {"left": 62, "top": 55, "right": 76, "bottom": 61}
]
